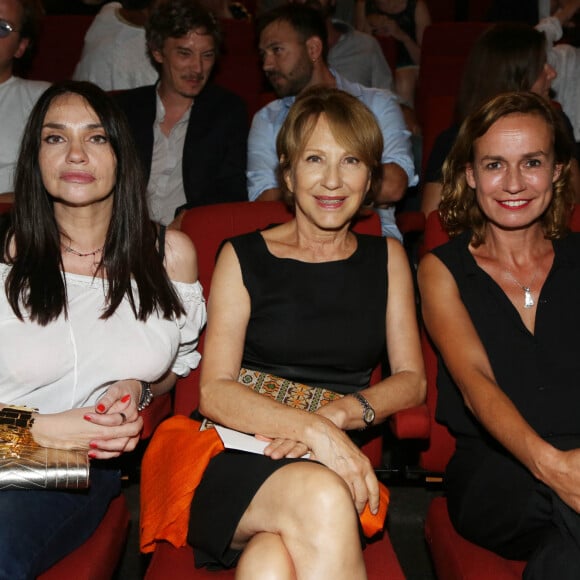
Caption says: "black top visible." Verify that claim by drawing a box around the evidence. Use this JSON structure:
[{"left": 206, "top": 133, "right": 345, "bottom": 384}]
[
  {"left": 433, "top": 230, "right": 580, "bottom": 439},
  {"left": 230, "top": 231, "right": 387, "bottom": 394}
]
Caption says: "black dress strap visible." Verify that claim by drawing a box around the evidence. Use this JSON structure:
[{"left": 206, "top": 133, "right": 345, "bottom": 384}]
[{"left": 157, "top": 224, "right": 166, "bottom": 261}]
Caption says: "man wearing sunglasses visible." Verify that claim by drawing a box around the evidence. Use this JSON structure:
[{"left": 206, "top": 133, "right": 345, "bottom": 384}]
[{"left": 0, "top": 0, "right": 49, "bottom": 200}]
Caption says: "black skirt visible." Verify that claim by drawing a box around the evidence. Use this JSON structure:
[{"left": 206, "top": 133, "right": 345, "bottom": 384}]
[{"left": 188, "top": 450, "right": 309, "bottom": 569}]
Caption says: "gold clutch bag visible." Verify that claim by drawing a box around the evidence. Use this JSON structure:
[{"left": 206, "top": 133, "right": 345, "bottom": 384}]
[{"left": 0, "top": 407, "right": 90, "bottom": 490}]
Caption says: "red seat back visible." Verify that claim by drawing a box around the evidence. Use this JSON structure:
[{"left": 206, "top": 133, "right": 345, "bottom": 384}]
[
  {"left": 416, "top": 22, "right": 490, "bottom": 170},
  {"left": 373, "top": 34, "right": 398, "bottom": 75},
  {"left": 213, "top": 20, "right": 268, "bottom": 121},
  {"left": 24, "top": 14, "right": 94, "bottom": 82}
]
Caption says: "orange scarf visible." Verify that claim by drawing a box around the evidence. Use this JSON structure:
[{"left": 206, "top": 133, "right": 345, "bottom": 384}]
[{"left": 140, "top": 416, "right": 389, "bottom": 553}]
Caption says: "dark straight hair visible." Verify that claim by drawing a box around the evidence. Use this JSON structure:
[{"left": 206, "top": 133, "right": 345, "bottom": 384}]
[{"left": 4, "top": 80, "right": 184, "bottom": 325}]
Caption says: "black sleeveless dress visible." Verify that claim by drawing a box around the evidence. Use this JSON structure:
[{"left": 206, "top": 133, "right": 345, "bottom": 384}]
[{"left": 188, "top": 231, "right": 387, "bottom": 569}]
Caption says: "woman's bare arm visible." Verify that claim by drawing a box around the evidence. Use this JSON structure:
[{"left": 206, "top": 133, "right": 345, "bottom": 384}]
[{"left": 418, "top": 252, "right": 580, "bottom": 512}]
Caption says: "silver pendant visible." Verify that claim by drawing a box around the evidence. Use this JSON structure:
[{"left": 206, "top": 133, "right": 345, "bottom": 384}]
[{"left": 524, "top": 287, "right": 534, "bottom": 309}]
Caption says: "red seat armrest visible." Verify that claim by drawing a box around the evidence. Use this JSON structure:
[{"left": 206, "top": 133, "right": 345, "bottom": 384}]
[{"left": 389, "top": 404, "right": 430, "bottom": 439}]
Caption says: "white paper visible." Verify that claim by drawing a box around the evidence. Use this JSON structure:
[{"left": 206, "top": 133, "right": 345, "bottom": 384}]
[
  {"left": 214, "top": 425, "right": 269, "bottom": 455},
  {"left": 214, "top": 425, "right": 310, "bottom": 458}
]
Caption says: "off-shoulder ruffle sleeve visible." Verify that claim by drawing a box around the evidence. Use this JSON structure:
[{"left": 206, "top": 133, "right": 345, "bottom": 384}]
[{"left": 171, "top": 280, "right": 207, "bottom": 377}]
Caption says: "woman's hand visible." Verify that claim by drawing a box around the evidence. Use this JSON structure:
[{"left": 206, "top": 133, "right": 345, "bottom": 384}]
[
  {"left": 261, "top": 421, "right": 379, "bottom": 514},
  {"left": 30, "top": 405, "right": 143, "bottom": 460},
  {"left": 369, "top": 14, "right": 405, "bottom": 40},
  {"left": 537, "top": 447, "right": 580, "bottom": 513},
  {"left": 31, "top": 380, "right": 144, "bottom": 459},
  {"left": 89, "top": 379, "right": 142, "bottom": 418},
  {"left": 307, "top": 420, "right": 380, "bottom": 515},
  {"left": 82, "top": 379, "right": 143, "bottom": 458},
  {"left": 259, "top": 434, "right": 310, "bottom": 459}
]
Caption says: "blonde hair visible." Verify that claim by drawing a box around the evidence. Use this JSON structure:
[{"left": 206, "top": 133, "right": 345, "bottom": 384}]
[{"left": 276, "top": 86, "right": 383, "bottom": 210}]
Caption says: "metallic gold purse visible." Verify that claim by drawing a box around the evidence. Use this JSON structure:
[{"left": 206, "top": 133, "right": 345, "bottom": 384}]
[{"left": 0, "top": 406, "right": 90, "bottom": 490}]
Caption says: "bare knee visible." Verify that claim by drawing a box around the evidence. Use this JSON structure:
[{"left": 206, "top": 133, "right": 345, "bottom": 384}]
[
  {"left": 235, "top": 463, "right": 359, "bottom": 549},
  {"left": 236, "top": 532, "right": 295, "bottom": 580},
  {"left": 271, "top": 463, "right": 360, "bottom": 545},
  {"left": 301, "top": 464, "right": 358, "bottom": 523}
]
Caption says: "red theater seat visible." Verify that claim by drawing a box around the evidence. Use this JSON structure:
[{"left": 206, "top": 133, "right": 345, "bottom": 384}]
[{"left": 38, "top": 494, "right": 130, "bottom": 580}]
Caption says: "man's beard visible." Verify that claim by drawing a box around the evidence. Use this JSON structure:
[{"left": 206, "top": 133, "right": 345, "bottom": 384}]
[{"left": 266, "top": 60, "right": 314, "bottom": 98}]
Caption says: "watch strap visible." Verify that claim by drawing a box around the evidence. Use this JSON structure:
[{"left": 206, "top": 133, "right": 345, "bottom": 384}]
[{"left": 348, "top": 392, "right": 375, "bottom": 428}]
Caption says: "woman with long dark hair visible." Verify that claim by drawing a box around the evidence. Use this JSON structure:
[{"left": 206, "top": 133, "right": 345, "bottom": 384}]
[{"left": 0, "top": 80, "right": 206, "bottom": 578}]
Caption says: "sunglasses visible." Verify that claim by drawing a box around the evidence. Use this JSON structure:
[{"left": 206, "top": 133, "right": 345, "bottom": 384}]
[{"left": 0, "top": 20, "right": 17, "bottom": 39}]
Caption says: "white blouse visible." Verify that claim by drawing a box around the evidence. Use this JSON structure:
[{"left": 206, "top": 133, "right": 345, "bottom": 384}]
[{"left": 0, "top": 264, "right": 206, "bottom": 413}]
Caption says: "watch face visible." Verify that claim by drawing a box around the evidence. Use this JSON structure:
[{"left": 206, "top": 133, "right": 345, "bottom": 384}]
[{"left": 364, "top": 407, "right": 375, "bottom": 425}]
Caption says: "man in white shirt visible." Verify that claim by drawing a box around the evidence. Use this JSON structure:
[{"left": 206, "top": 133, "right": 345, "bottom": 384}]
[
  {"left": 0, "top": 0, "right": 49, "bottom": 199},
  {"left": 73, "top": 0, "right": 158, "bottom": 91},
  {"left": 115, "top": 0, "right": 248, "bottom": 226}
]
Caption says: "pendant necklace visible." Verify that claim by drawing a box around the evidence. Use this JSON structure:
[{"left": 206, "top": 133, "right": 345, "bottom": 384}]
[{"left": 504, "top": 270, "right": 537, "bottom": 309}]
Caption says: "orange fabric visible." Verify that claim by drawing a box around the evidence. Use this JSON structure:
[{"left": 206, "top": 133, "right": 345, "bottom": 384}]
[
  {"left": 140, "top": 416, "right": 224, "bottom": 553},
  {"left": 360, "top": 482, "right": 390, "bottom": 537},
  {"left": 140, "top": 415, "right": 389, "bottom": 553}
]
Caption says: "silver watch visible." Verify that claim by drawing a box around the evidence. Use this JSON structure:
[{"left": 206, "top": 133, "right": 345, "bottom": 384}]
[
  {"left": 138, "top": 381, "right": 154, "bottom": 411},
  {"left": 349, "top": 392, "right": 375, "bottom": 428}
]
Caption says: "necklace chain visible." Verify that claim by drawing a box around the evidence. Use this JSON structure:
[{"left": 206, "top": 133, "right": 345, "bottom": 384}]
[
  {"left": 63, "top": 245, "right": 103, "bottom": 258},
  {"left": 504, "top": 269, "right": 537, "bottom": 309},
  {"left": 61, "top": 236, "right": 104, "bottom": 271}
]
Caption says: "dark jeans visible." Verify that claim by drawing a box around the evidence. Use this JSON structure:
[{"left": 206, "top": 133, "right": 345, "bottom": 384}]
[
  {"left": 447, "top": 436, "right": 580, "bottom": 580},
  {"left": 0, "top": 466, "right": 121, "bottom": 580}
]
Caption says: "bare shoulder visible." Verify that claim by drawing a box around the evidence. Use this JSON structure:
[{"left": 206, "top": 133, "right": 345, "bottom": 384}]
[
  {"left": 163, "top": 229, "right": 198, "bottom": 284},
  {"left": 417, "top": 252, "right": 456, "bottom": 302},
  {"left": 385, "top": 236, "right": 409, "bottom": 272},
  {"left": 385, "top": 235, "right": 405, "bottom": 257}
]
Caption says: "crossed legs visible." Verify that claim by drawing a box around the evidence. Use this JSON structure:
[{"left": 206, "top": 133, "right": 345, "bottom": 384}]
[{"left": 233, "top": 462, "right": 366, "bottom": 580}]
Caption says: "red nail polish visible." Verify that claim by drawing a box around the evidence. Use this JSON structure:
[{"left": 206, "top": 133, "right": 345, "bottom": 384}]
[
  {"left": 121, "top": 394, "right": 130, "bottom": 403},
  {"left": 96, "top": 403, "right": 105, "bottom": 413},
  {"left": 89, "top": 442, "right": 98, "bottom": 449},
  {"left": 83, "top": 414, "right": 92, "bottom": 421},
  {"left": 88, "top": 452, "right": 97, "bottom": 459}
]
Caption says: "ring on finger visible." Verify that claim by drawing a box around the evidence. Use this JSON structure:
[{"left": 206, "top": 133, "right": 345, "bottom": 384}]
[{"left": 120, "top": 412, "right": 127, "bottom": 424}]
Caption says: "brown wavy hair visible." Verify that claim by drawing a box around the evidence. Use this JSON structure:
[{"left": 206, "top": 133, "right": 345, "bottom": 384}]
[
  {"left": 439, "top": 92, "right": 575, "bottom": 246},
  {"left": 276, "top": 86, "right": 383, "bottom": 212}
]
